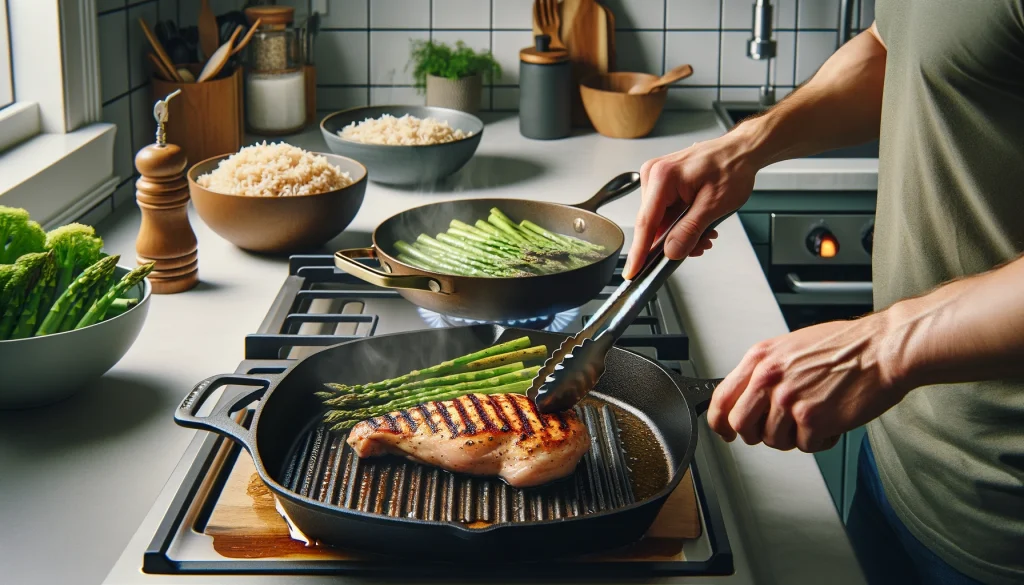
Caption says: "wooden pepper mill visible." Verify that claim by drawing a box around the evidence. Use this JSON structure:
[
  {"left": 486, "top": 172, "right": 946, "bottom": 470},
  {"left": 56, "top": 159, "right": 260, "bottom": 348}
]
[{"left": 134, "top": 89, "right": 199, "bottom": 294}]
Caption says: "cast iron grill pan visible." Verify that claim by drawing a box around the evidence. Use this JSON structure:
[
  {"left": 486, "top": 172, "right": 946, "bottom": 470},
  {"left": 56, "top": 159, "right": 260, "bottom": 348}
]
[{"left": 280, "top": 403, "right": 637, "bottom": 527}]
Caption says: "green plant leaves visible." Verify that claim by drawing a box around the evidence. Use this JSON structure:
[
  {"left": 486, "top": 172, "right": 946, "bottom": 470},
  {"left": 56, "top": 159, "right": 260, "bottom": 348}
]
[{"left": 407, "top": 40, "right": 502, "bottom": 93}]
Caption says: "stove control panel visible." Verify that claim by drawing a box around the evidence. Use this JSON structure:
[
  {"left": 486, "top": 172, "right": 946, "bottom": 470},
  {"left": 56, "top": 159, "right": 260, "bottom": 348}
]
[{"left": 771, "top": 213, "right": 874, "bottom": 266}]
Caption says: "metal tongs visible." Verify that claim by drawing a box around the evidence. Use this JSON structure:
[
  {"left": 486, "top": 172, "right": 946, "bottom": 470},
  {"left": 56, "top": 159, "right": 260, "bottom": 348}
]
[{"left": 527, "top": 207, "right": 735, "bottom": 414}]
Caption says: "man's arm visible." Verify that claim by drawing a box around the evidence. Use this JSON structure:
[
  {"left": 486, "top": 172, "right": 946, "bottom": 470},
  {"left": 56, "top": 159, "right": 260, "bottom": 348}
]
[
  {"left": 707, "top": 254, "right": 1024, "bottom": 453},
  {"left": 624, "top": 24, "right": 889, "bottom": 278},
  {"left": 736, "top": 23, "right": 889, "bottom": 166}
]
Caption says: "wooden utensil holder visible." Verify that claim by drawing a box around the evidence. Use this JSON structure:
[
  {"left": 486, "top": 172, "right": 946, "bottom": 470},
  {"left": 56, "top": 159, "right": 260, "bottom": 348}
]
[{"left": 151, "top": 65, "right": 244, "bottom": 165}]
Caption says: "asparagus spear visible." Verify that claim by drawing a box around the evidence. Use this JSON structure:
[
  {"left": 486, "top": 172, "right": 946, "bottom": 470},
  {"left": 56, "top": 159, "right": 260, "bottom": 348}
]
[
  {"left": 321, "top": 362, "right": 528, "bottom": 407},
  {"left": 76, "top": 262, "right": 155, "bottom": 328},
  {"left": 431, "top": 233, "right": 509, "bottom": 265},
  {"left": 445, "top": 228, "right": 520, "bottom": 259},
  {"left": 396, "top": 253, "right": 434, "bottom": 271},
  {"left": 521, "top": 219, "right": 605, "bottom": 252},
  {"left": 35, "top": 254, "right": 119, "bottom": 336},
  {"left": 414, "top": 235, "right": 505, "bottom": 274},
  {"left": 10, "top": 252, "right": 57, "bottom": 339},
  {"left": 326, "top": 380, "right": 534, "bottom": 432},
  {"left": 105, "top": 297, "right": 139, "bottom": 318},
  {"left": 0, "top": 252, "right": 53, "bottom": 340},
  {"left": 394, "top": 240, "right": 478, "bottom": 276},
  {"left": 324, "top": 337, "right": 534, "bottom": 394}
]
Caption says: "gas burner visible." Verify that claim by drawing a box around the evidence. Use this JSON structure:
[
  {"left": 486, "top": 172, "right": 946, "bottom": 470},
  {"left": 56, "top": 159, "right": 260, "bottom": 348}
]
[{"left": 417, "top": 307, "right": 580, "bottom": 332}]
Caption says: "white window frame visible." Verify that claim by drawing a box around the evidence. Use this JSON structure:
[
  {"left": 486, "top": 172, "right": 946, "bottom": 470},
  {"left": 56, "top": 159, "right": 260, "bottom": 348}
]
[
  {"left": 0, "top": 0, "right": 13, "bottom": 111},
  {"left": 0, "top": 0, "right": 117, "bottom": 228}
]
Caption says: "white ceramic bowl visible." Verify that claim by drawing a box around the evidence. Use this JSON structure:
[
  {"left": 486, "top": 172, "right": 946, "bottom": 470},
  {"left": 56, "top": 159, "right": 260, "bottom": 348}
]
[{"left": 0, "top": 265, "right": 152, "bottom": 409}]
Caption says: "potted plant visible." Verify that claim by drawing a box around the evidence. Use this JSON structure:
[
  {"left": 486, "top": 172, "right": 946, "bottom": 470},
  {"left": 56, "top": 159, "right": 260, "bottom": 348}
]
[{"left": 408, "top": 40, "right": 502, "bottom": 114}]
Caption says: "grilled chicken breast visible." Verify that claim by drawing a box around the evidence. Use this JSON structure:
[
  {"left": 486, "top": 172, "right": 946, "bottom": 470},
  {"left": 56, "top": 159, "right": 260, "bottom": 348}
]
[{"left": 346, "top": 393, "right": 590, "bottom": 488}]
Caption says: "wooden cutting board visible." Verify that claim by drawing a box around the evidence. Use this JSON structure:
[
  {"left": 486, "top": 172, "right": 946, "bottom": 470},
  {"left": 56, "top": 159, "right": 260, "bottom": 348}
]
[{"left": 205, "top": 450, "right": 701, "bottom": 561}]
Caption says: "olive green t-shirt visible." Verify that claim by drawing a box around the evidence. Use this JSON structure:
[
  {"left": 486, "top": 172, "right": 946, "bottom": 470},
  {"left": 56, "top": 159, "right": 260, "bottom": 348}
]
[{"left": 870, "top": 1, "right": 1024, "bottom": 583}]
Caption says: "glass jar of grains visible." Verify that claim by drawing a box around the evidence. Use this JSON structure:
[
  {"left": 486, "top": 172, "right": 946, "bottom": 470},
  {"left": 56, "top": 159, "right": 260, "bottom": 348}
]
[{"left": 243, "top": 5, "right": 306, "bottom": 134}]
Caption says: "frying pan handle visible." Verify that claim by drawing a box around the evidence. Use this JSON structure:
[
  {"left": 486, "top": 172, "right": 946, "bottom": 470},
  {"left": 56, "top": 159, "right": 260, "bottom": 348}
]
[
  {"left": 334, "top": 248, "right": 450, "bottom": 293},
  {"left": 671, "top": 374, "right": 725, "bottom": 416},
  {"left": 572, "top": 172, "right": 641, "bottom": 213},
  {"left": 174, "top": 374, "right": 272, "bottom": 453}
]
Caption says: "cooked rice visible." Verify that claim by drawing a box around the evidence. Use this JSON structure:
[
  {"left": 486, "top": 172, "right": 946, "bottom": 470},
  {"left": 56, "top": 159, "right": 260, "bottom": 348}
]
[
  {"left": 338, "top": 113, "right": 472, "bottom": 145},
  {"left": 196, "top": 142, "right": 354, "bottom": 197}
]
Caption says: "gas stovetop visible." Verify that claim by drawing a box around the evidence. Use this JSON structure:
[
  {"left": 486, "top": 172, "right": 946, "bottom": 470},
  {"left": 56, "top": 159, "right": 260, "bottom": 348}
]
[{"left": 107, "top": 254, "right": 733, "bottom": 582}]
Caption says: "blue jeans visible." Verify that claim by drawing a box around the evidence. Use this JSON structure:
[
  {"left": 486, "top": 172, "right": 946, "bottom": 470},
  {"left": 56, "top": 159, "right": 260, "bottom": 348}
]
[{"left": 846, "top": 435, "right": 986, "bottom": 585}]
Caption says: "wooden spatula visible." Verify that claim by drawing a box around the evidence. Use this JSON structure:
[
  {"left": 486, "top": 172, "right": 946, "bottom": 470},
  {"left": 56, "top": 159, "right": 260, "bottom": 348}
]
[
  {"left": 197, "top": 26, "right": 242, "bottom": 82},
  {"left": 198, "top": 0, "right": 219, "bottom": 60},
  {"left": 627, "top": 64, "right": 694, "bottom": 95}
]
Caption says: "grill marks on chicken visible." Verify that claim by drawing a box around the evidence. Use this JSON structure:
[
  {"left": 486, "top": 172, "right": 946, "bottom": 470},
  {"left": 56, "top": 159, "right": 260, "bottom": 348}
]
[{"left": 346, "top": 393, "right": 590, "bottom": 488}]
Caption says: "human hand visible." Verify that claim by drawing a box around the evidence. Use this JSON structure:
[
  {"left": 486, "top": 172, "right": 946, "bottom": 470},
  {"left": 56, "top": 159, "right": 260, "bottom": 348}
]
[
  {"left": 707, "top": 313, "right": 907, "bottom": 453},
  {"left": 623, "top": 135, "right": 760, "bottom": 280}
]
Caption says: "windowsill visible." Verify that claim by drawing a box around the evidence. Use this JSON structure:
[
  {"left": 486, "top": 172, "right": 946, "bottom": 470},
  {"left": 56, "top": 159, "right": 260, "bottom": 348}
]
[
  {"left": 0, "top": 101, "right": 41, "bottom": 153},
  {"left": 0, "top": 122, "right": 119, "bottom": 227}
]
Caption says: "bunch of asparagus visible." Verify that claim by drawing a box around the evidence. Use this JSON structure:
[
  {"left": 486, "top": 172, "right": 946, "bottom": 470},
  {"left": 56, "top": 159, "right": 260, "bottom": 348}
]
[
  {"left": 0, "top": 205, "right": 155, "bottom": 340},
  {"left": 393, "top": 207, "right": 607, "bottom": 278},
  {"left": 316, "top": 336, "right": 548, "bottom": 432}
]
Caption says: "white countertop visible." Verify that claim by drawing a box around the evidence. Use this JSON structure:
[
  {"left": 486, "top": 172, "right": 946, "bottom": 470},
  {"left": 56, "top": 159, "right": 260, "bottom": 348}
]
[{"left": 0, "top": 112, "right": 866, "bottom": 585}]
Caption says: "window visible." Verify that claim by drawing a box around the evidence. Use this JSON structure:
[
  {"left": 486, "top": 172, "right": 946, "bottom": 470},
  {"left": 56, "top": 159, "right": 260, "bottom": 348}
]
[{"left": 0, "top": 0, "right": 12, "bottom": 110}]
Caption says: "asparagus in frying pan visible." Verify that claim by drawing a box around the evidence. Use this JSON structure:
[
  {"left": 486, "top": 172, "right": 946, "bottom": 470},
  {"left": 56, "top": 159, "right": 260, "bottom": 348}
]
[{"left": 391, "top": 206, "right": 606, "bottom": 278}]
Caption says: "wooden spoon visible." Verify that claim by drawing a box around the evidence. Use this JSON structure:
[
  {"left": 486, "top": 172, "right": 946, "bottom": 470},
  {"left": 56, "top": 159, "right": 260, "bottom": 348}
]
[
  {"left": 198, "top": 0, "right": 219, "bottom": 60},
  {"left": 138, "top": 18, "right": 182, "bottom": 82},
  {"left": 229, "top": 18, "right": 262, "bottom": 57},
  {"left": 628, "top": 64, "right": 694, "bottom": 95},
  {"left": 146, "top": 52, "right": 175, "bottom": 81},
  {"left": 197, "top": 26, "right": 242, "bottom": 82}
]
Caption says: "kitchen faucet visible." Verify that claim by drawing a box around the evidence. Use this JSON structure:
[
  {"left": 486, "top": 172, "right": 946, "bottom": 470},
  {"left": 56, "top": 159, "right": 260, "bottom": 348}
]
[{"left": 747, "top": 0, "right": 856, "bottom": 107}]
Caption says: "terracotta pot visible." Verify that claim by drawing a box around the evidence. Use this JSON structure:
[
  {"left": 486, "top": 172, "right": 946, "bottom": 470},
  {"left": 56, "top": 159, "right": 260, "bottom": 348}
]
[{"left": 425, "top": 74, "right": 481, "bottom": 114}]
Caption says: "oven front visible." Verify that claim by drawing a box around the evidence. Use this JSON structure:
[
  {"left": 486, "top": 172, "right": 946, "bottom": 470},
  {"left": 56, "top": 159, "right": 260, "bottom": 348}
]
[{"left": 767, "top": 213, "right": 875, "bottom": 331}]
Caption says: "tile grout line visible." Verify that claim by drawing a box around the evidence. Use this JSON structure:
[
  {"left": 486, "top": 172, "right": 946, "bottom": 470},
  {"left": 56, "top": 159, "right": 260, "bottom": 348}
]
[
  {"left": 716, "top": 0, "right": 723, "bottom": 101},
  {"left": 661, "top": 0, "right": 667, "bottom": 75},
  {"left": 489, "top": 0, "right": 494, "bottom": 112},
  {"left": 366, "top": 0, "right": 371, "bottom": 105}
]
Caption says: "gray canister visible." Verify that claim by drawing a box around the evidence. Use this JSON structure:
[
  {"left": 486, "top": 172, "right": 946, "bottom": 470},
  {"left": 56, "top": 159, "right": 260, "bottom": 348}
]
[{"left": 519, "top": 35, "right": 571, "bottom": 140}]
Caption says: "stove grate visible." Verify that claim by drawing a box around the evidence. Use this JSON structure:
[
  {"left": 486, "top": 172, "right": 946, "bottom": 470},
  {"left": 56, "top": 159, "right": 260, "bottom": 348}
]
[{"left": 280, "top": 404, "right": 636, "bottom": 526}]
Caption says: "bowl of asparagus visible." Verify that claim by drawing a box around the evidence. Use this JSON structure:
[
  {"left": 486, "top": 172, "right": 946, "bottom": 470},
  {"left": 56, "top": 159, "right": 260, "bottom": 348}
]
[{"left": 0, "top": 206, "right": 155, "bottom": 409}]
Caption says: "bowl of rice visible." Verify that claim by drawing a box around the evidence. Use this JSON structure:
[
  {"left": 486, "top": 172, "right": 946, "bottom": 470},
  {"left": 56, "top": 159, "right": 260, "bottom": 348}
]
[
  {"left": 320, "top": 105, "right": 484, "bottom": 185},
  {"left": 187, "top": 142, "right": 368, "bottom": 253}
]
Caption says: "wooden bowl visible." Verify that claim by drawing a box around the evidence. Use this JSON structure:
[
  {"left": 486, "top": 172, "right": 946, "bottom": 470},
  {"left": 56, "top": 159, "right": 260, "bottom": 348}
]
[
  {"left": 187, "top": 152, "right": 368, "bottom": 254},
  {"left": 579, "top": 72, "right": 668, "bottom": 139}
]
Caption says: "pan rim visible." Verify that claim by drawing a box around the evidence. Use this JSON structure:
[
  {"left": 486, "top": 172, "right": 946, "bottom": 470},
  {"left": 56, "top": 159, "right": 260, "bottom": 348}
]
[
  {"left": 369, "top": 197, "right": 626, "bottom": 282},
  {"left": 244, "top": 326, "right": 697, "bottom": 537}
]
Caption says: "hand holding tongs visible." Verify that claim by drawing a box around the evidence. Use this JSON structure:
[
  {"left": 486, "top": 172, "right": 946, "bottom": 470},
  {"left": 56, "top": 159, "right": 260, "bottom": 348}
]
[{"left": 527, "top": 207, "right": 736, "bottom": 413}]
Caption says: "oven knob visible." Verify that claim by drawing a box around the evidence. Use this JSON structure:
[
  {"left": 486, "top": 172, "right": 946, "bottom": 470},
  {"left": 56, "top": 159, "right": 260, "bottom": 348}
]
[
  {"left": 807, "top": 227, "right": 839, "bottom": 258},
  {"left": 863, "top": 225, "right": 874, "bottom": 254}
]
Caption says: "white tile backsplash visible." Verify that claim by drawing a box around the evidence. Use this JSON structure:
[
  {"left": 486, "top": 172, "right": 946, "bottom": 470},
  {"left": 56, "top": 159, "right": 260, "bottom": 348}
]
[
  {"left": 666, "top": 87, "right": 717, "bottom": 109},
  {"left": 796, "top": 30, "right": 836, "bottom": 82},
  {"left": 316, "top": 31, "right": 369, "bottom": 84},
  {"left": 616, "top": 31, "right": 664, "bottom": 74},
  {"left": 317, "top": 87, "right": 369, "bottom": 110},
  {"left": 321, "top": 0, "right": 368, "bottom": 28},
  {"left": 99, "top": 11, "right": 129, "bottom": 102},
  {"left": 370, "top": 30, "right": 429, "bottom": 84},
  {"left": 664, "top": 31, "right": 719, "bottom": 85},
  {"left": 128, "top": 2, "right": 159, "bottom": 89},
  {"left": 370, "top": 0, "right": 430, "bottom": 29},
  {"left": 102, "top": 96, "right": 133, "bottom": 182},
  {"left": 491, "top": 0, "right": 533, "bottom": 30},
  {"left": 799, "top": 0, "right": 839, "bottom": 29},
  {"left": 369, "top": 86, "right": 425, "bottom": 106},
  {"left": 604, "top": 0, "right": 665, "bottom": 30},
  {"left": 666, "top": 0, "right": 720, "bottom": 29},
  {"left": 492, "top": 87, "right": 520, "bottom": 110},
  {"left": 432, "top": 0, "right": 491, "bottom": 29},
  {"left": 131, "top": 87, "right": 156, "bottom": 156},
  {"left": 491, "top": 30, "right": 531, "bottom": 84},
  {"left": 94, "top": 0, "right": 845, "bottom": 119}
]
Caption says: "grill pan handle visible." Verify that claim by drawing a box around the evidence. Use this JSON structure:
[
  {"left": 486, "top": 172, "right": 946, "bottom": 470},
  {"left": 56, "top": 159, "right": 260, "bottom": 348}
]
[
  {"left": 335, "top": 247, "right": 450, "bottom": 293},
  {"left": 174, "top": 374, "right": 272, "bottom": 453},
  {"left": 572, "top": 172, "right": 641, "bottom": 213},
  {"left": 670, "top": 374, "right": 725, "bottom": 416}
]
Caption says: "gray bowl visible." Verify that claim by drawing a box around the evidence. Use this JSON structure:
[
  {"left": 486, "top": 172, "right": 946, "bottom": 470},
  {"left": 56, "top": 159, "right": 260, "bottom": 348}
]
[
  {"left": 320, "top": 105, "right": 484, "bottom": 186},
  {"left": 0, "top": 265, "right": 151, "bottom": 410}
]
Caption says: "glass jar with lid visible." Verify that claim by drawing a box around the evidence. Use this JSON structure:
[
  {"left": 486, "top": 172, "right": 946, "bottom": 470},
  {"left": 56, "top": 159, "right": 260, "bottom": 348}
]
[{"left": 243, "top": 5, "right": 306, "bottom": 134}]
